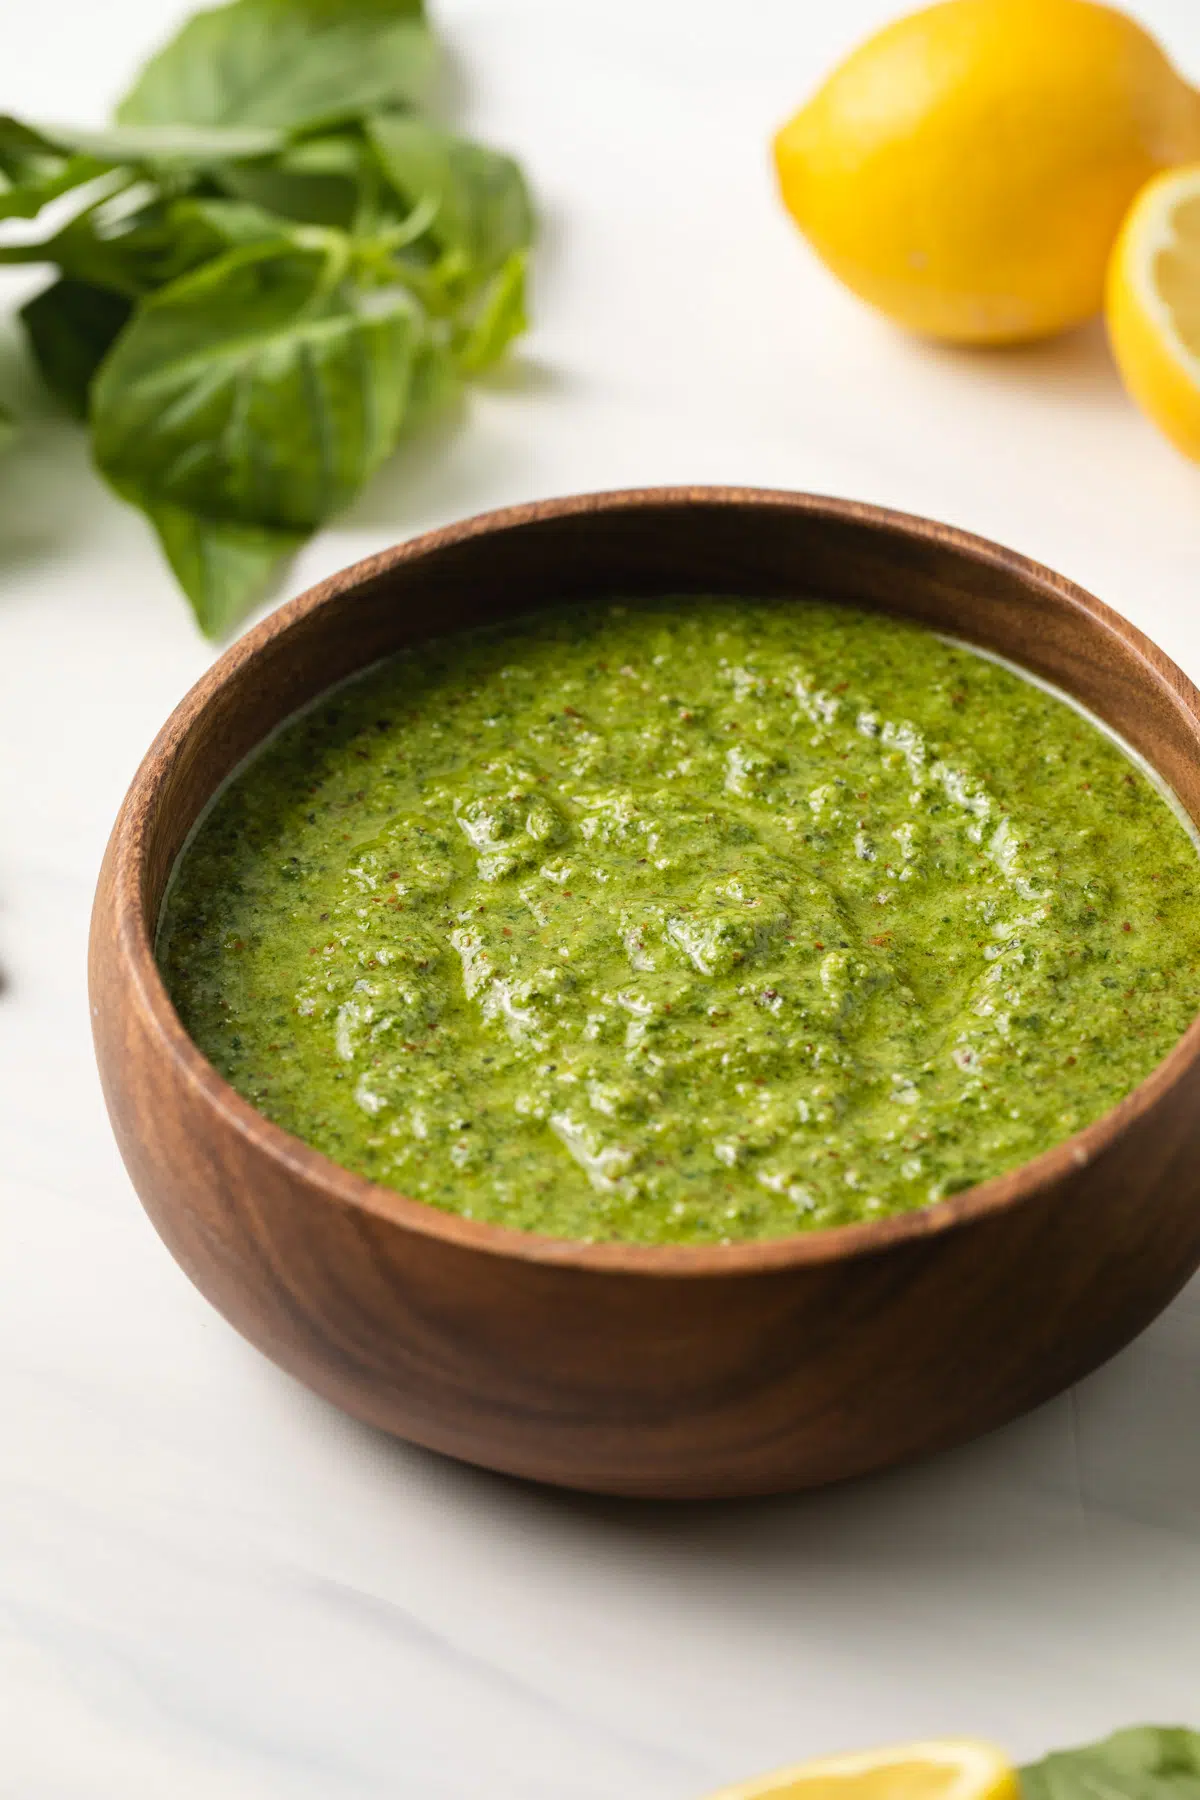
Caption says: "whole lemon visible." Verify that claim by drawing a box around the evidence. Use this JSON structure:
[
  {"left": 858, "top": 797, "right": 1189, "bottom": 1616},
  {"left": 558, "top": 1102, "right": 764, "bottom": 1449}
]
[{"left": 773, "top": 0, "right": 1200, "bottom": 343}]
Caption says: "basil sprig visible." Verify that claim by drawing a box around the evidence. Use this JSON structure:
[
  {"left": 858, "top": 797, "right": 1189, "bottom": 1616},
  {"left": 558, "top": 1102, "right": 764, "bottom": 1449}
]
[
  {"left": 0, "top": 0, "right": 534, "bottom": 635},
  {"left": 1023, "top": 1728, "right": 1200, "bottom": 1800}
]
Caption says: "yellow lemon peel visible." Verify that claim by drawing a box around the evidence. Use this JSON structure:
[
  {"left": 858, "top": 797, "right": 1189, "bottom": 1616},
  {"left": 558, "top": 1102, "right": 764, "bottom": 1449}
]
[{"left": 774, "top": 0, "right": 1200, "bottom": 344}]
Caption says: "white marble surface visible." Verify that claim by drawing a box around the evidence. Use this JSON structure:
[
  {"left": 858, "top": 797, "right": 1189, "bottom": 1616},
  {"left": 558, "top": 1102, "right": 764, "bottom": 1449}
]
[{"left": 5, "top": 0, "right": 1200, "bottom": 1792}]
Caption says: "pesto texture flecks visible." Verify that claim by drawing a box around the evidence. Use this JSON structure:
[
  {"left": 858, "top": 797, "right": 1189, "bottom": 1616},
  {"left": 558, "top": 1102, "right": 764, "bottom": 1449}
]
[{"left": 158, "top": 599, "right": 1200, "bottom": 1243}]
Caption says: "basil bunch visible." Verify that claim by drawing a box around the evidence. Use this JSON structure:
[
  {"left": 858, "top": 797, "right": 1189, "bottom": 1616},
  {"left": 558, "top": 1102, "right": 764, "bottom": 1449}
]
[
  {"left": 1023, "top": 1729, "right": 1200, "bottom": 1800},
  {"left": 0, "top": 0, "right": 534, "bottom": 635}
]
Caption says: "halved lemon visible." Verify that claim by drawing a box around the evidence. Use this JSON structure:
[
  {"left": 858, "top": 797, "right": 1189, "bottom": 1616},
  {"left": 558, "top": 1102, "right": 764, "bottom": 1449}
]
[
  {"left": 1108, "top": 164, "right": 1200, "bottom": 462},
  {"left": 702, "top": 1738, "right": 1020, "bottom": 1800}
]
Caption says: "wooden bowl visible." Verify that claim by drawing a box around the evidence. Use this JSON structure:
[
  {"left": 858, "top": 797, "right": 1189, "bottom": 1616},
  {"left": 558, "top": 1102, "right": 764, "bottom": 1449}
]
[{"left": 90, "top": 488, "right": 1200, "bottom": 1498}]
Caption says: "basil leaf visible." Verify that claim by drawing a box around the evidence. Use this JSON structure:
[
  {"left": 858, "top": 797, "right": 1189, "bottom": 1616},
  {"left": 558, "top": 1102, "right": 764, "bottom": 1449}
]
[
  {"left": 50, "top": 179, "right": 319, "bottom": 301},
  {"left": 39, "top": 119, "right": 285, "bottom": 167},
  {"left": 0, "top": 113, "right": 59, "bottom": 166},
  {"left": 143, "top": 501, "right": 303, "bottom": 637},
  {"left": 93, "top": 242, "right": 426, "bottom": 531},
  {"left": 0, "top": 114, "right": 284, "bottom": 193},
  {"left": 91, "top": 240, "right": 429, "bottom": 631},
  {"left": 0, "top": 116, "right": 109, "bottom": 220},
  {"left": 30, "top": 214, "right": 147, "bottom": 299},
  {"left": 102, "top": 196, "right": 305, "bottom": 290},
  {"left": 1023, "top": 1727, "right": 1200, "bottom": 1800},
  {"left": 407, "top": 329, "right": 456, "bottom": 424},
  {"left": 0, "top": 153, "right": 104, "bottom": 221},
  {"left": 218, "top": 133, "right": 369, "bottom": 230},
  {"left": 118, "top": 0, "right": 435, "bottom": 134},
  {"left": 20, "top": 278, "right": 134, "bottom": 416},
  {"left": 367, "top": 112, "right": 534, "bottom": 277},
  {"left": 454, "top": 249, "right": 528, "bottom": 372}
]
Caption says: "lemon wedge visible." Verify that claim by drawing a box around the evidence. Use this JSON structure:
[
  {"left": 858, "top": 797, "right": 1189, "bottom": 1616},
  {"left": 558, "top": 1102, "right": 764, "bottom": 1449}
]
[
  {"left": 1108, "top": 163, "right": 1200, "bottom": 461},
  {"left": 703, "top": 1738, "right": 1020, "bottom": 1800}
]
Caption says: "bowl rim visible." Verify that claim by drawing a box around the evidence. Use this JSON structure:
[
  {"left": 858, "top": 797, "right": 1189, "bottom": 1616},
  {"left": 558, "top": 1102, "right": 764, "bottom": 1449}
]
[{"left": 101, "top": 484, "right": 1200, "bottom": 1278}]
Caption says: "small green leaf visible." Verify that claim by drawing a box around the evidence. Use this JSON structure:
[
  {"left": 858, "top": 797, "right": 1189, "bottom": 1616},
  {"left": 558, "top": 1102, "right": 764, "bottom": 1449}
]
[
  {"left": 144, "top": 500, "right": 304, "bottom": 637},
  {"left": 20, "top": 278, "right": 134, "bottom": 416},
  {"left": 367, "top": 112, "right": 534, "bottom": 277},
  {"left": 1022, "top": 1727, "right": 1200, "bottom": 1800},
  {"left": 0, "top": 154, "right": 104, "bottom": 221},
  {"left": 118, "top": 0, "right": 435, "bottom": 134},
  {"left": 0, "top": 113, "right": 55, "bottom": 168},
  {"left": 407, "top": 329, "right": 457, "bottom": 424},
  {"left": 0, "top": 115, "right": 109, "bottom": 220},
  {"left": 0, "top": 114, "right": 285, "bottom": 196},
  {"left": 34, "top": 211, "right": 156, "bottom": 299},
  {"left": 218, "top": 133, "right": 370, "bottom": 230},
  {"left": 92, "top": 240, "right": 427, "bottom": 533},
  {"left": 454, "top": 249, "right": 528, "bottom": 372},
  {"left": 39, "top": 118, "right": 285, "bottom": 166},
  {"left": 100, "top": 195, "right": 307, "bottom": 291},
  {"left": 170, "top": 196, "right": 299, "bottom": 250}
]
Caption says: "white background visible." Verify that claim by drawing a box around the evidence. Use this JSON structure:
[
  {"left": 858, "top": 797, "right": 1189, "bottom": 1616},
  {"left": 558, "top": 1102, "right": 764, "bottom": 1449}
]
[{"left": 4, "top": 1, "right": 1200, "bottom": 1794}]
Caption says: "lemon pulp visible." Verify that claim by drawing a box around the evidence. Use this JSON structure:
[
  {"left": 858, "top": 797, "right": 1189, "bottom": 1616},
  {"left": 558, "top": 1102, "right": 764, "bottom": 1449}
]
[
  {"left": 1108, "top": 163, "right": 1200, "bottom": 460},
  {"left": 704, "top": 1737, "right": 1020, "bottom": 1800}
]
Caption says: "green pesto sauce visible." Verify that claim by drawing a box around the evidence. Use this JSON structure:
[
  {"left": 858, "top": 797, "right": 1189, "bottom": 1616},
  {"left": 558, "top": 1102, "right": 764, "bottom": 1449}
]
[{"left": 159, "top": 598, "right": 1200, "bottom": 1244}]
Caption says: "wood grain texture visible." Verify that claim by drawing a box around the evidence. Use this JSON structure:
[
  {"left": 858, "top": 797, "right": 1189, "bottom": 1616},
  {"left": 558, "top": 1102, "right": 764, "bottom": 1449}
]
[{"left": 89, "top": 489, "right": 1200, "bottom": 1497}]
